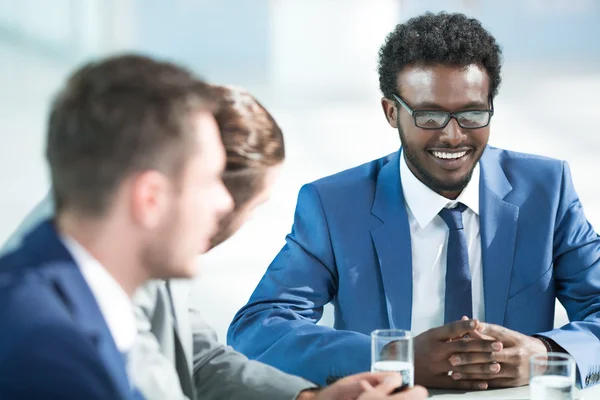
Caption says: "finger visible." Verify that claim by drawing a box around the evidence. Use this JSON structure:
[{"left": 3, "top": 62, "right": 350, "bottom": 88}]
[
  {"left": 448, "top": 351, "right": 509, "bottom": 367},
  {"left": 346, "top": 372, "right": 400, "bottom": 387},
  {"left": 451, "top": 362, "right": 502, "bottom": 375},
  {"left": 451, "top": 370, "right": 514, "bottom": 381},
  {"left": 454, "top": 317, "right": 494, "bottom": 341},
  {"left": 330, "top": 373, "right": 399, "bottom": 399},
  {"left": 487, "top": 378, "right": 521, "bottom": 388},
  {"left": 465, "top": 328, "right": 495, "bottom": 341},
  {"left": 370, "top": 375, "right": 404, "bottom": 395},
  {"left": 390, "top": 386, "right": 428, "bottom": 399},
  {"left": 477, "top": 323, "right": 517, "bottom": 344},
  {"left": 485, "top": 346, "right": 532, "bottom": 368},
  {"left": 447, "top": 316, "right": 475, "bottom": 341},
  {"left": 460, "top": 316, "right": 495, "bottom": 340},
  {"left": 432, "top": 319, "right": 480, "bottom": 340},
  {"left": 446, "top": 379, "right": 489, "bottom": 391},
  {"left": 450, "top": 364, "right": 519, "bottom": 382},
  {"left": 445, "top": 338, "right": 503, "bottom": 356}
]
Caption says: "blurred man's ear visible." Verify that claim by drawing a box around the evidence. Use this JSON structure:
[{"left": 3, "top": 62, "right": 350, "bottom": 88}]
[{"left": 130, "top": 171, "right": 171, "bottom": 229}]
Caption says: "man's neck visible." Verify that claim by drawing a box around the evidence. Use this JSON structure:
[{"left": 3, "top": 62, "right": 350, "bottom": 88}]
[
  {"left": 437, "top": 189, "right": 462, "bottom": 200},
  {"left": 56, "top": 211, "right": 147, "bottom": 297}
]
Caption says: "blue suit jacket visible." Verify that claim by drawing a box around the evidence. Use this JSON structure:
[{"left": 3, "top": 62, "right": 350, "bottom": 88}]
[
  {"left": 228, "top": 147, "right": 600, "bottom": 388},
  {"left": 0, "top": 219, "right": 136, "bottom": 399}
]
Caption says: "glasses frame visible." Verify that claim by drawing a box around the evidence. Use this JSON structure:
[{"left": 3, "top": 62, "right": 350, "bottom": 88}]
[{"left": 392, "top": 93, "right": 494, "bottom": 130}]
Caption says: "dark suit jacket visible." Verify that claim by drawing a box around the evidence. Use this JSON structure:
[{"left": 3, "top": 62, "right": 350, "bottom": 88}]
[
  {"left": 0, "top": 220, "right": 135, "bottom": 399},
  {"left": 1, "top": 201, "right": 315, "bottom": 400}
]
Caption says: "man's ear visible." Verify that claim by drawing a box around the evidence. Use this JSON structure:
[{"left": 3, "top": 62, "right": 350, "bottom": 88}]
[
  {"left": 381, "top": 97, "right": 399, "bottom": 128},
  {"left": 130, "top": 170, "right": 171, "bottom": 229}
]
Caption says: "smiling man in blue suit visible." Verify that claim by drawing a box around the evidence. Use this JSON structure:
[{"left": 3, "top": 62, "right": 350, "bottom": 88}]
[
  {"left": 0, "top": 55, "right": 233, "bottom": 399},
  {"left": 227, "top": 12, "right": 600, "bottom": 391}
]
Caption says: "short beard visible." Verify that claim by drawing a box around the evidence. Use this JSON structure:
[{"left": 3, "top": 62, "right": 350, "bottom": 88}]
[
  {"left": 141, "top": 206, "right": 181, "bottom": 280},
  {"left": 398, "top": 124, "right": 475, "bottom": 193}
]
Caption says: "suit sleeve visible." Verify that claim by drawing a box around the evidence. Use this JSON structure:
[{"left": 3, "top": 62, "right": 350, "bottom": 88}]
[
  {"left": 190, "top": 307, "right": 316, "bottom": 400},
  {"left": 131, "top": 281, "right": 190, "bottom": 400},
  {"left": 227, "top": 184, "right": 371, "bottom": 385},
  {"left": 0, "top": 322, "right": 125, "bottom": 399},
  {"left": 536, "top": 161, "right": 600, "bottom": 388}
]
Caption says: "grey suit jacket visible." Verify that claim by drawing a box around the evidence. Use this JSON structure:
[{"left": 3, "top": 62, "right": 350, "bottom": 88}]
[
  {"left": 1, "top": 192, "right": 315, "bottom": 400},
  {"left": 131, "top": 279, "right": 195, "bottom": 399},
  {"left": 133, "top": 279, "right": 316, "bottom": 400}
]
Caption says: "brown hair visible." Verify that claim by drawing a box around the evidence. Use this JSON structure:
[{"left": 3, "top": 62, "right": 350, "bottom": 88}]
[
  {"left": 211, "top": 85, "right": 285, "bottom": 209},
  {"left": 46, "top": 54, "right": 216, "bottom": 216},
  {"left": 207, "top": 86, "right": 285, "bottom": 249}
]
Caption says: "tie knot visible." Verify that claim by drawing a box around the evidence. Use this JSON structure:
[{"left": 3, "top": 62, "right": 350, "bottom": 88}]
[{"left": 439, "top": 203, "right": 467, "bottom": 230}]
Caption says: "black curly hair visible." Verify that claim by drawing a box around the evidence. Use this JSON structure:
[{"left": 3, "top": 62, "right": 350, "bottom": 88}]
[{"left": 378, "top": 12, "right": 503, "bottom": 101}]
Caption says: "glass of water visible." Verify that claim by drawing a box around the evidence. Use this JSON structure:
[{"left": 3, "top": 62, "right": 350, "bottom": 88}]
[
  {"left": 371, "top": 329, "right": 413, "bottom": 392},
  {"left": 530, "top": 352, "right": 576, "bottom": 400}
]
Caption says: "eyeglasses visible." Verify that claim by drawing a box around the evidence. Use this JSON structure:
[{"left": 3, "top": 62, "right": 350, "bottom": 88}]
[{"left": 392, "top": 94, "right": 494, "bottom": 130}]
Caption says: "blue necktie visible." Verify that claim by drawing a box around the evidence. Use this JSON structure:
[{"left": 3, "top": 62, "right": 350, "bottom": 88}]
[{"left": 439, "top": 203, "right": 473, "bottom": 324}]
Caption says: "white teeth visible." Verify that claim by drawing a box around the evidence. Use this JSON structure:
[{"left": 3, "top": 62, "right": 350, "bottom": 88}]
[{"left": 432, "top": 151, "right": 467, "bottom": 160}]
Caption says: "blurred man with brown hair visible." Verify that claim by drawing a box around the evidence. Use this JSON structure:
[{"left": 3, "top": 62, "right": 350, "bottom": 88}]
[{"left": 0, "top": 54, "right": 233, "bottom": 399}]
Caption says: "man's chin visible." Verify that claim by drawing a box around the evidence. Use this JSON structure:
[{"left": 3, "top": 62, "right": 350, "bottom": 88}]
[
  {"left": 197, "top": 237, "right": 213, "bottom": 255},
  {"left": 426, "top": 169, "right": 474, "bottom": 194},
  {"left": 188, "top": 257, "right": 202, "bottom": 278},
  {"left": 406, "top": 151, "right": 476, "bottom": 195},
  {"left": 177, "top": 256, "right": 202, "bottom": 279}
]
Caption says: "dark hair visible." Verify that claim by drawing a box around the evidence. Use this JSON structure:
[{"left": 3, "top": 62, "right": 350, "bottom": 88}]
[
  {"left": 378, "top": 12, "right": 502, "bottom": 100},
  {"left": 211, "top": 85, "right": 284, "bottom": 209},
  {"left": 46, "top": 54, "right": 216, "bottom": 216}
]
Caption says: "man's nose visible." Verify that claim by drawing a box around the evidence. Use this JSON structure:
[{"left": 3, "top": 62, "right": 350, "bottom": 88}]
[{"left": 439, "top": 118, "right": 466, "bottom": 147}]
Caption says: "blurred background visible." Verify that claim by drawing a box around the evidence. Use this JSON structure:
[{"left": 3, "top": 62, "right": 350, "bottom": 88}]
[{"left": 1, "top": 0, "right": 599, "bottom": 342}]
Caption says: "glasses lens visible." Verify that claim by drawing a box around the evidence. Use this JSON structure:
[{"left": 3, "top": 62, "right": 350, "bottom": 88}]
[
  {"left": 456, "top": 111, "right": 490, "bottom": 128},
  {"left": 414, "top": 112, "right": 449, "bottom": 129}
]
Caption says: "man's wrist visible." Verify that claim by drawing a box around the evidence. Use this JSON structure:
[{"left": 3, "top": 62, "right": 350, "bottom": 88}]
[{"left": 532, "top": 334, "right": 567, "bottom": 354}]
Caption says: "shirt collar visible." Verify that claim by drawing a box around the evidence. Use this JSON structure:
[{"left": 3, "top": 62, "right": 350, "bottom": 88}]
[
  {"left": 400, "top": 150, "right": 480, "bottom": 229},
  {"left": 61, "top": 235, "right": 137, "bottom": 353}
]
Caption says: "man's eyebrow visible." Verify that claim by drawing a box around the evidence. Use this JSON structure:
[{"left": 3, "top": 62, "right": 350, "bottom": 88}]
[{"left": 411, "top": 101, "right": 489, "bottom": 110}]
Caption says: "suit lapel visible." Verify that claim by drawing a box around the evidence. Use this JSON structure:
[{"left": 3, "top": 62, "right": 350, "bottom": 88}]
[
  {"left": 166, "top": 279, "right": 194, "bottom": 395},
  {"left": 479, "top": 148, "right": 519, "bottom": 325},
  {"left": 370, "top": 151, "right": 413, "bottom": 330},
  {"left": 24, "top": 220, "right": 132, "bottom": 399}
]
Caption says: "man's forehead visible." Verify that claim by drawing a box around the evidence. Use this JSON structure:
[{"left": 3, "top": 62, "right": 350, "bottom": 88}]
[{"left": 398, "top": 64, "right": 490, "bottom": 106}]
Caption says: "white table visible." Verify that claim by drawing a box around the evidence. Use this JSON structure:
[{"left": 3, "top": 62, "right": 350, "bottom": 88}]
[{"left": 428, "top": 384, "right": 600, "bottom": 399}]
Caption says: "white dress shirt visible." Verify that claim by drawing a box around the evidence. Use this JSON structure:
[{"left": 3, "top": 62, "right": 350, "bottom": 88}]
[
  {"left": 61, "top": 235, "right": 137, "bottom": 353},
  {"left": 400, "top": 153, "right": 485, "bottom": 336}
]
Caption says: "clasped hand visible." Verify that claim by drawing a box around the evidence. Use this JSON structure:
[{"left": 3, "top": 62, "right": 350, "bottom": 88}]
[{"left": 413, "top": 318, "right": 547, "bottom": 390}]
